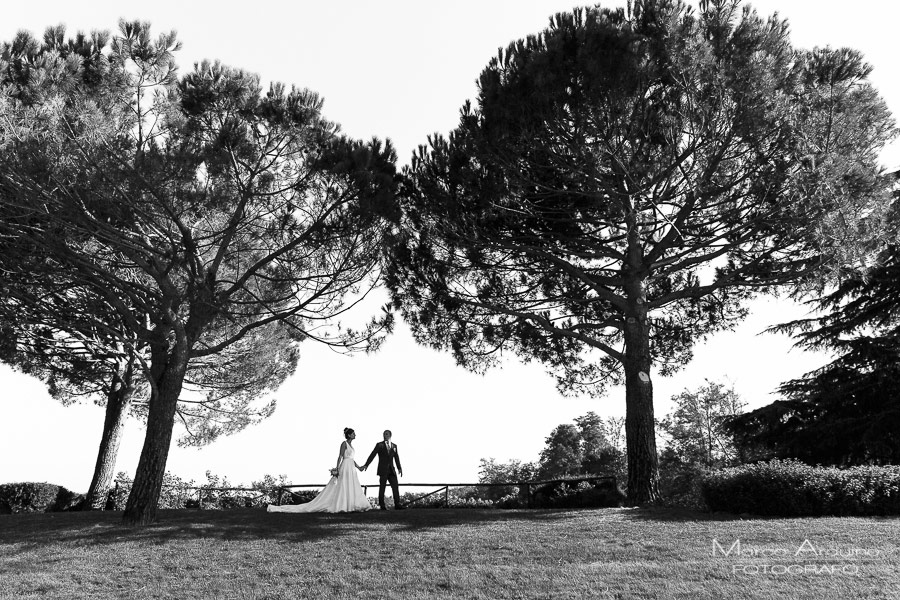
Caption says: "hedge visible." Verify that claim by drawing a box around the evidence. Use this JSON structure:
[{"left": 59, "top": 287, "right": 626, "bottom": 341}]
[
  {"left": 0, "top": 482, "right": 82, "bottom": 513},
  {"left": 700, "top": 459, "right": 900, "bottom": 516}
]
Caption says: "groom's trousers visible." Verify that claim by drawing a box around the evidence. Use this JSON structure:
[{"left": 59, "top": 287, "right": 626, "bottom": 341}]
[{"left": 379, "top": 472, "right": 401, "bottom": 509}]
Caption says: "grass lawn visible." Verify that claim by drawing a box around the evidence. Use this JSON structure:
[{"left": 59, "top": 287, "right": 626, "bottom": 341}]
[{"left": 0, "top": 506, "right": 897, "bottom": 599}]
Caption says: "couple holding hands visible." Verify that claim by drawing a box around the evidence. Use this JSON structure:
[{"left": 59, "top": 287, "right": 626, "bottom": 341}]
[{"left": 267, "top": 428, "right": 403, "bottom": 513}]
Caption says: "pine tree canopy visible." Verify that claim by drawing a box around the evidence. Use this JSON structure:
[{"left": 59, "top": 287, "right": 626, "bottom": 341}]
[
  {"left": 0, "top": 21, "right": 399, "bottom": 524},
  {"left": 386, "top": 0, "right": 895, "bottom": 502}
]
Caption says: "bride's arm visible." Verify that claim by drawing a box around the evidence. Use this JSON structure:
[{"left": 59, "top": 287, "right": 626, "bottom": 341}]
[{"left": 335, "top": 441, "right": 347, "bottom": 472}]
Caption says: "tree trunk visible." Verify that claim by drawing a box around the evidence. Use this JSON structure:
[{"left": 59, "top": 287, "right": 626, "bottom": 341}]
[
  {"left": 84, "top": 359, "right": 135, "bottom": 510},
  {"left": 622, "top": 311, "right": 661, "bottom": 504},
  {"left": 622, "top": 221, "right": 660, "bottom": 504},
  {"left": 122, "top": 332, "right": 190, "bottom": 526}
]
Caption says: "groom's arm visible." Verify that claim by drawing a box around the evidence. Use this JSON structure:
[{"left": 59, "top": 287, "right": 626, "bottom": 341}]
[
  {"left": 394, "top": 446, "right": 402, "bottom": 476},
  {"left": 363, "top": 446, "right": 378, "bottom": 469}
]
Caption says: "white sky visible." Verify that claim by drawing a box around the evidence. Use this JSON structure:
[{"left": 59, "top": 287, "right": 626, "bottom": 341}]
[{"left": 1, "top": 0, "right": 898, "bottom": 493}]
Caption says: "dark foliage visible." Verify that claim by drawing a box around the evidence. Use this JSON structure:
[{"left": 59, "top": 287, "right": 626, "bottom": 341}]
[
  {"left": 109, "top": 472, "right": 293, "bottom": 510},
  {"left": 387, "top": 0, "right": 894, "bottom": 504},
  {"left": 0, "top": 21, "right": 399, "bottom": 525},
  {"left": 477, "top": 411, "right": 623, "bottom": 503},
  {"left": 278, "top": 490, "right": 320, "bottom": 506},
  {"left": 477, "top": 459, "right": 537, "bottom": 502},
  {"left": 538, "top": 412, "right": 623, "bottom": 481},
  {"left": 0, "top": 482, "right": 81, "bottom": 513},
  {"left": 530, "top": 478, "right": 625, "bottom": 509},
  {"left": 701, "top": 459, "right": 900, "bottom": 516},
  {"left": 658, "top": 381, "right": 744, "bottom": 507},
  {"left": 726, "top": 216, "right": 900, "bottom": 465}
]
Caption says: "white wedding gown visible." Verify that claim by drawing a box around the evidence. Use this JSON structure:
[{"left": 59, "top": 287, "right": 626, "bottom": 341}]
[{"left": 267, "top": 442, "right": 371, "bottom": 513}]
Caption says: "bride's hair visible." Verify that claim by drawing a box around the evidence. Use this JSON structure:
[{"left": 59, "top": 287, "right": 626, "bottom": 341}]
[{"left": 343, "top": 427, "right": 355, "bottom": 438}]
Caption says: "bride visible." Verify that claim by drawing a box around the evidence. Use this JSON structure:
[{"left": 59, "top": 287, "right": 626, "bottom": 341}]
[{"left": 267, "top": 427, "right": 371, "bottom": 513}]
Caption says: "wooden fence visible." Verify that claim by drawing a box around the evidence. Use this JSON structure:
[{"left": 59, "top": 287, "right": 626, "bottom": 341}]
[
  {"left": 275, "top": 475, "right": 616, "bottom": 508},
  {"left": 111, "top": 481, "right": 271, "bottom": 508},
  {"left": 111, "top": 475, "right": 616, "bottom": 509}
]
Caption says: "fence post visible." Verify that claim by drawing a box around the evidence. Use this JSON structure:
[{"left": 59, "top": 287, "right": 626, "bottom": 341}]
[
  {"left": 444, "top": 486, "right": 449, "bottom": 507},
  {"left": 523, "top": 483, "right": 531, "bottom": 508}
]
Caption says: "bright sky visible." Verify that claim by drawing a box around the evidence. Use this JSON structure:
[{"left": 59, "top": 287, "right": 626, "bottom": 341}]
[{"left": 1, "top": 0, "right": 898, "bottom": 493}]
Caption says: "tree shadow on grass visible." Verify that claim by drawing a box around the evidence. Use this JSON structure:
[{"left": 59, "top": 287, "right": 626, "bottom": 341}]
[
  {"left": 0, "top": 506, "right": 588, "bottom": 550},
  {"left": 10, "top": 505, "right": 870, "bottom": 550},
  {"left": 616, "top": 506, "right": 759, "bottom": 522},
  {"left": 618, "top": 506, "right": 900, "bottom": 523},
  {"left": 4, "top": 506, "right": 895, "bottom": 560}
]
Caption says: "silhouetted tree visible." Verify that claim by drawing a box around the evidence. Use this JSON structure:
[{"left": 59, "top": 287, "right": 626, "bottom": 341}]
[
  {"left": 0, "top": 28, "right": 150, "bottom": 509},
  {"left": 660, "top": 380, "right": 745, "bottom": 468},
  {"left": 539, "top": 424, "right": 585, "bottom": 480},
  {"left": 0, "top": 22, "right": 397, "bottom": 524},
  {"left": 538, "top": 411, "right": 621, "bottom": 480},
  {"left": 388, "top": 0, "right": 895, "bottom": 502}
]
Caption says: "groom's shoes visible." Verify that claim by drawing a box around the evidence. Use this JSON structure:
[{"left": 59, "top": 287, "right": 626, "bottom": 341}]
[{"left": 396, "top": 505, "right": 407, "bottom": 510}]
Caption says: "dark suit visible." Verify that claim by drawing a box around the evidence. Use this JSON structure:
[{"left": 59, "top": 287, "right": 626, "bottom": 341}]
[{"left": 364, "top": 441, "right": 402, "bottom": 509}]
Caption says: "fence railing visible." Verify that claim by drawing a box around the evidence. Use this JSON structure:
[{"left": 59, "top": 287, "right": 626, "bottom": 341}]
[
  {"left": 109, "top": 475, "right": 616, "bottom": 510},
  {"left": 275, "top": 475, "right": 616, "bottom": 508},
  {"left": 111, "top": 481, "right": 273, "bottom": 509}
]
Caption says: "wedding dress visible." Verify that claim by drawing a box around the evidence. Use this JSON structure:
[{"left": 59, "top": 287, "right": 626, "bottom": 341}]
[{"left": 267, "top": 442, "right": 371, "bottom": 513}]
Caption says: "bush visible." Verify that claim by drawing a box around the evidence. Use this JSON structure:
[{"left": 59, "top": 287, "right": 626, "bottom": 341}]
[
  {"left": 396, "top": 486, "right": 518, "bottom": 508},
  {"left": 531, "top": 478, "right": 625, "bottom": 509},
  {"left": 396, "top": 479, "right": 624, "bottom": 510},
  {"left": 197, "top": 471, "right": 272, "bottom": 509},
  {"left": 109, "top": 471, "right": 294, "bottom": 510},
  {"left": 495, "top": 493, "right": 524, "bottom": 509},
  {"left": 250, "top": 474, "right": 292, "bottom": 506},
  {"left": 397, "top": 489, "right": 490, "bottom": 509},
  {"left": 447, "top": 495, "right": 495, "bottom": 508},
  {"left": 0, "top": 482, "right": 82, "bottom": 513},
  {"left": 478, "top": 458, "right": 537, "bottom": 502},
  {"left": 658, "top": 450, "right": 709, "bottom": 510},
  {"left": 701, "top": 459, "right": 900, "bottom": 516},
  {"left": 111, "top": 472, "right": 198, "bottom": 510},
  {"left": 277, "top": 489, "right": 319, "bottom": 506},
  {"left": 444, "top": 484, "right": 533, "bottom": 507}
]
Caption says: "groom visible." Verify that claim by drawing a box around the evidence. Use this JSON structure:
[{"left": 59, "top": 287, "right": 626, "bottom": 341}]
[{"left": 363, "top": 430, "right": 404, "bottom": 510}]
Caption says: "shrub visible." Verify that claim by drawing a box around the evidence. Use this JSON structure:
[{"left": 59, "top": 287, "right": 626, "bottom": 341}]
[
  {"left": 110, "top": 484, "right": 192, "bottom": 510},
  {"left": 442, "top": 484, "right": 533, "bottom": 507},
  {"left": 397, "top": 479, "right": 624, "bottom": 510},
  {"left": 0, "top": 482, "right": 82, "bottom": 513},
  {"left": 495, "top": 493, "right": 524, "bottom": 509},
  {"left": 478, "top": 458, "right": 537, "bottom": 502},
  {"left": 658, "top": 450, "right": 709, "bottom": 510},
  {"left": 111, "top": 472, "right": 197, "bottom": 510},
  {"left": 277, "top": 489, "right": 319, "bottom": 506},
  {"left": 398, "top": 489, "right": 501, "bottom": 509},
  {"left": 250, "top": 474, "right": 292, "bottom": 506},
  {"left": 110, "top": 472, "right": 294, "bottom": 510},
  {"left": 398, "top": 487, "right": 486, "bottom": 508},
  {"left": 197, "top": 471, "right": 268, "bottom": 509},
  {"left": 194, "top": 472, "right": 295, "bottom": 509},
  {"left": 701, "top": 459, "right": 900, "bottom": 516},
  {"left": 531, "top": 478, "right": 625, "bottom": 509}
]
